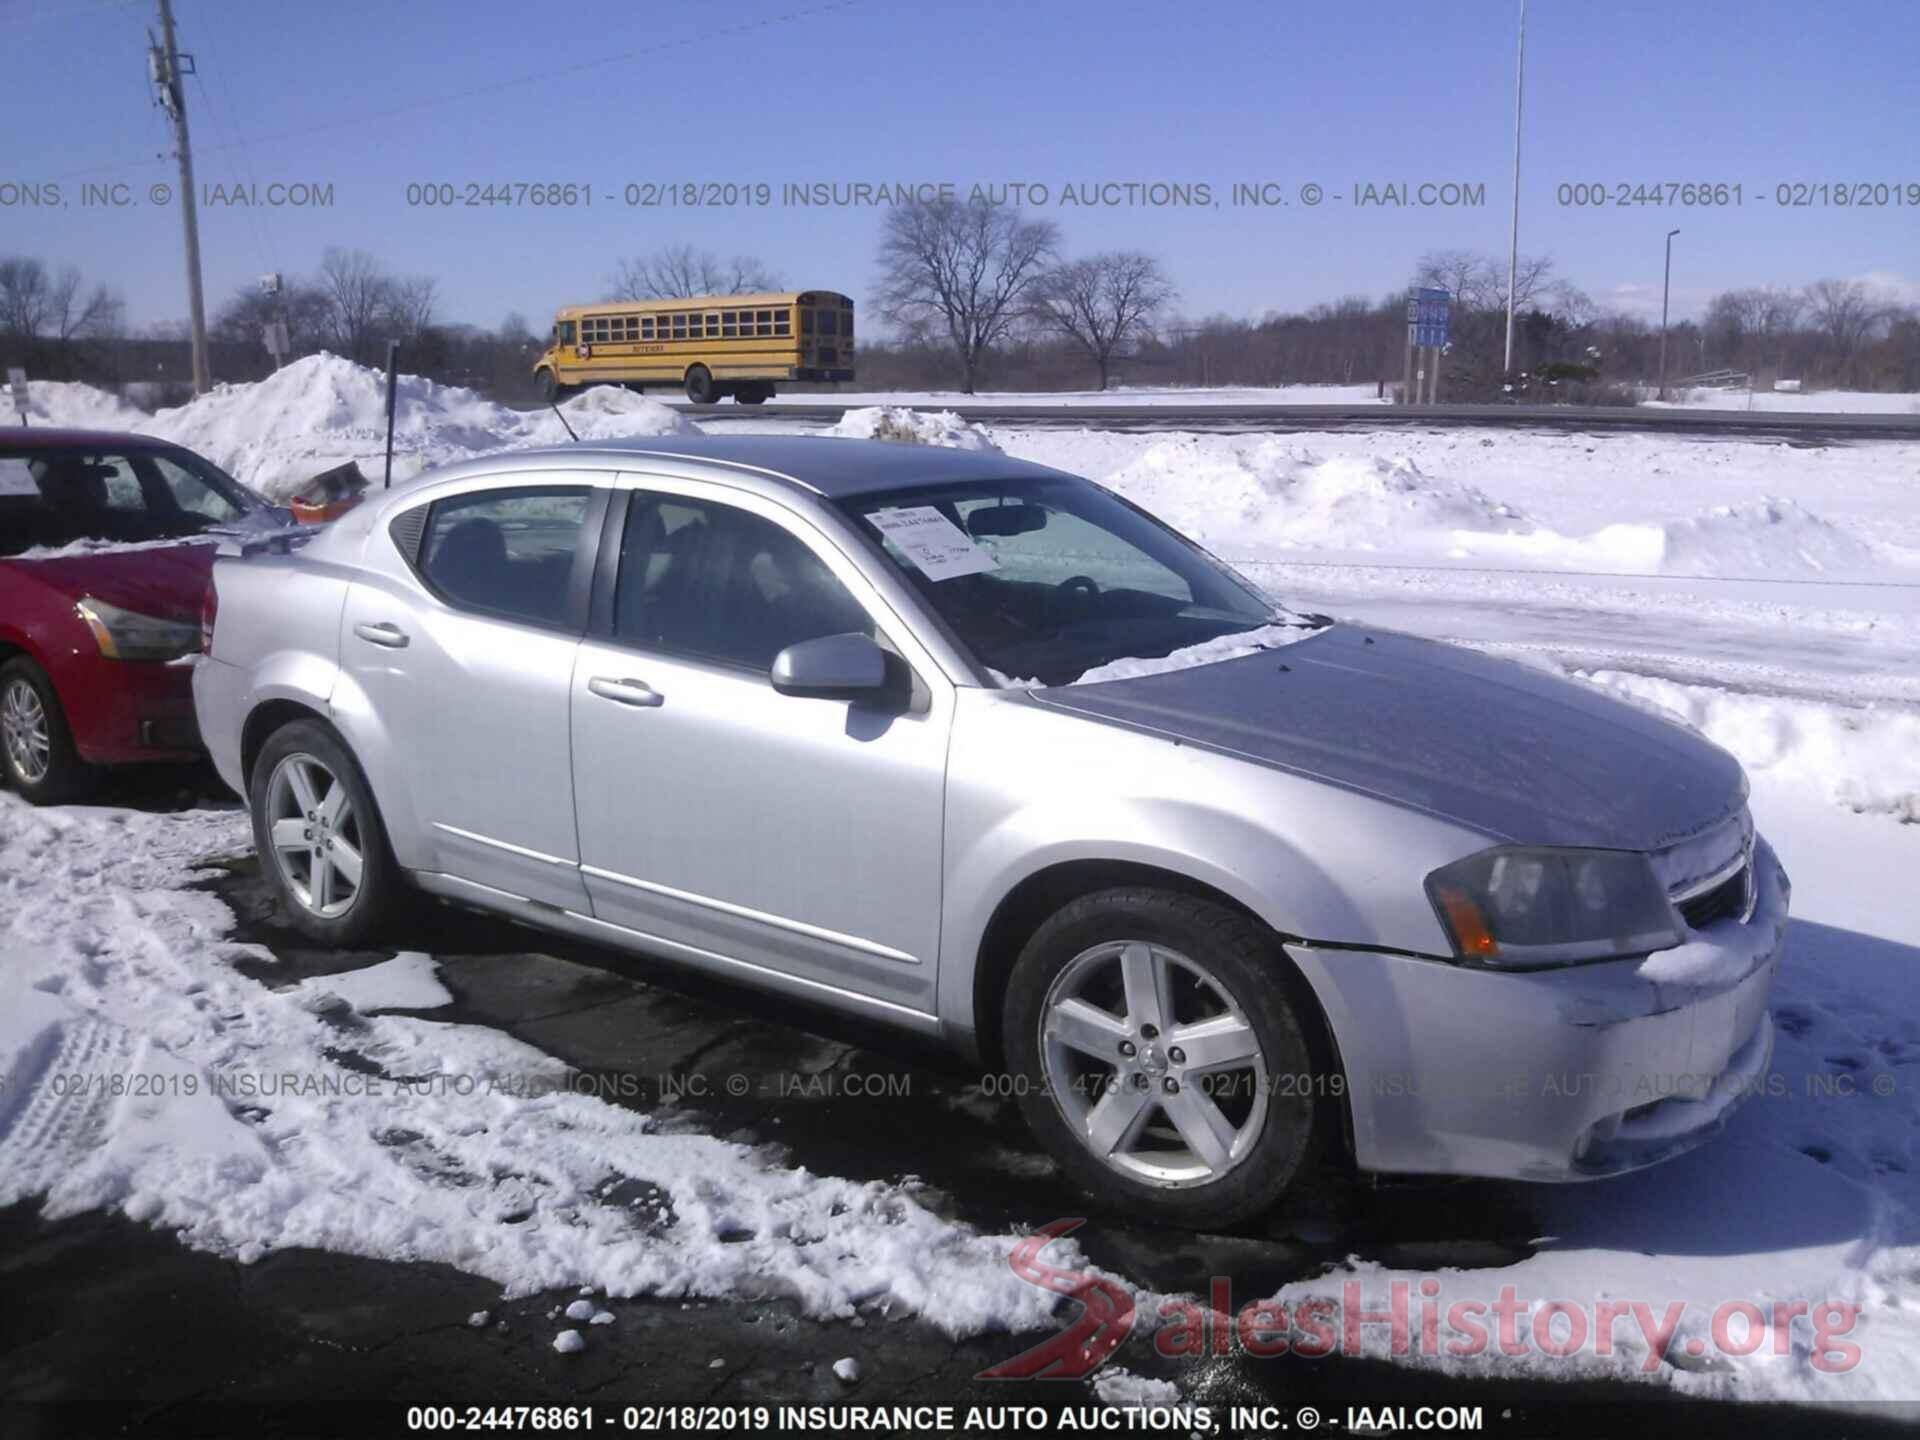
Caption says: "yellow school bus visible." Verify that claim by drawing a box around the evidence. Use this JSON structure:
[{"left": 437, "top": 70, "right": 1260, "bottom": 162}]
[{"left": 534, "top": 290, "right": 855, "bottom": 405}]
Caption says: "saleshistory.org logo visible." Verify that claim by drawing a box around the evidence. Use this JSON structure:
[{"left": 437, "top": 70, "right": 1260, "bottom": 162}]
[{"left": 979, "top": 1220, "right": 1865, "bottom": 1380}]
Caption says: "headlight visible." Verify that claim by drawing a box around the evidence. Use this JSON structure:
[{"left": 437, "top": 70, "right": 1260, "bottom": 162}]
[
  {"left": 1425, "top": 846, "right": 1682, "bottom": 968},
  {"left": 75, "top": 596, "right": 201, "bottom": 662}
]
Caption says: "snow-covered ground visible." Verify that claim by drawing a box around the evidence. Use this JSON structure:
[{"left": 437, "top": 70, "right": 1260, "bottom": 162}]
[
  {"left": 5, "top": 361, "right": 1918, "bottom": 1404},
  {"left": 1650, "top": 387, "right": 1920, "bottom": 415},
  {"left": 776, "top": 383, "right": 1393, "bottom": 408}
]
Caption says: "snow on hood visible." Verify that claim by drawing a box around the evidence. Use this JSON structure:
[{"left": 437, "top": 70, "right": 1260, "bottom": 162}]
[
  {"left": 990, "top": 619, "right": 1320, "bottom": 688},
  {"left": 137, "top": 354, "right": 696, "bottom": 500}
]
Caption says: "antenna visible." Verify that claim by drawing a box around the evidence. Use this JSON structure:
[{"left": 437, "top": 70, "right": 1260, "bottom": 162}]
[{"left": 550, "top": 402, "right": 577, "bottom": 442}]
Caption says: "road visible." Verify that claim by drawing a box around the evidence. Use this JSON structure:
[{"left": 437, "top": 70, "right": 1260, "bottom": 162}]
[{"left": 664, "top": 399, "right": 1920, "bottom": 441}]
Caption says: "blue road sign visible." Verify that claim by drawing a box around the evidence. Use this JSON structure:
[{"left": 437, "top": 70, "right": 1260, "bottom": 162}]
[{"left": 1408, "top": 287, "right": 1451, "bottom": 348}]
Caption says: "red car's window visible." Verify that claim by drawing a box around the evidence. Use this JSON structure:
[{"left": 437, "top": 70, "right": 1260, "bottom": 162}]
[{"left": 0, "top": 447, "right": 252, "bottom": 555}]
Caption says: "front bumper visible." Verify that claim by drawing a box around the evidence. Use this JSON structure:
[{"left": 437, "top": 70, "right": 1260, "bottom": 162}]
[
  {"left": 1290, "top": 836, "right": 1789, "bottom": 1182},
  {"left": 65, "top": 652, "right": 203, "bottom": 765}
]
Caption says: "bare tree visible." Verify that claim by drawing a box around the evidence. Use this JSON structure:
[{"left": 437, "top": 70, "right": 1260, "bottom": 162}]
[
  {"left": 876, "top": 196, "right": 1059, "bottom": 393},
  {"left": 0, "top": 257, "right": 121, "bottom": 342},
  {"left": 384, "top": 276, "right": 439, "bottom": 342},
  {"left": 1412, "top": 250, "right": 1501, "bottom": 311},
  {"left": 1030, "top": 252, "right": 1175, "bottom": 389},
  {"left": 499, "top": 311, "right": 533, "bottom": 344},
  {"left": 1804, "top": 279, "right": 1889, "bottom": 379},
  {"left": 212, "top": 280, "right": 331, "bottom": 355},
  {"left": 316, "top": 247, "right": 395, "bottom": 363},
  {"left": 611, "top": 245, "right": 778, "bottom": 300}
]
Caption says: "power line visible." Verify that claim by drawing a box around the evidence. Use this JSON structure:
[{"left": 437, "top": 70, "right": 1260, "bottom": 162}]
[{"left": 47, "top": 0, "right": 862, "bottom": 182}]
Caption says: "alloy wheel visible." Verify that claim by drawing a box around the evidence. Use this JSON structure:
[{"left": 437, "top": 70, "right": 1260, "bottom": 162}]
[
  {"left": 264, "top": 752, "right": 365, "bottom": 919},
  {"left": 2, "top": 677, "right": 51, "bottom": 785},
  {"left": 1039, "top": 939, "right": 1269, "bottom": 1186}
]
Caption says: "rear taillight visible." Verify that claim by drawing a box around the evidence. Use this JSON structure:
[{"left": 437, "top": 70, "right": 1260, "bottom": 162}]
[{"left": 200, "top": 580, "right": 218, "bottom": 656}]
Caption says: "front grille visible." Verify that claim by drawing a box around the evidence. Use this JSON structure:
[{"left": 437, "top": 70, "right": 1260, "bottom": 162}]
[{"left": 1679, "top": 865, "right": 1749, "bottom": 929}]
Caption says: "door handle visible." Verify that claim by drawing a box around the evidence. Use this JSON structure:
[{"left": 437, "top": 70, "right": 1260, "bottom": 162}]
[
  {"left": 353, "top": 621, "right": 410, "bottom": 649},
  {"left": 588, "top": 676, "right": 665, "bottom": 708}
]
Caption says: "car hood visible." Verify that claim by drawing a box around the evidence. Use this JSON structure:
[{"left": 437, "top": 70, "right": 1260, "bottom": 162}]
[
  {"left": 1032, "top": 625, "right": 1747, "bottom": 851},
  {"left": 6, "top": 541, "right": 217, "bottom": 621}
]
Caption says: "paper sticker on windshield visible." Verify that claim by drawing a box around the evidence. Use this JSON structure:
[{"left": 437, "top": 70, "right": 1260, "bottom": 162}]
[
  {"left": 869, "top": 505, "right": 998, "bottom": 581},
  {"left": 0, "top": 458, "right": 39, "bottom": 497}
]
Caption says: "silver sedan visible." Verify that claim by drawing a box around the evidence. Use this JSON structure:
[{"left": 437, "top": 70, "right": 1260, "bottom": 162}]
[{"left": 193, "top": 436, "right": 1786, "bottom": 1228}]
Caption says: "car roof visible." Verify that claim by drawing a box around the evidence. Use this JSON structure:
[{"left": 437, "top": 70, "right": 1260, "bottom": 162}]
[
  {"left": 414, "top": 435, "right": 1075, "bottom": 500},
  {"left": 0, "top": 426, "right": 179, "bottom": 450}
]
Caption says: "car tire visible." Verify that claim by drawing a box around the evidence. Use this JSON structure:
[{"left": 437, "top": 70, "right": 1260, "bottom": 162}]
[
  {"left": 0, "top": 657, "right": 94, "bottom": 805},
  {"left": 249, "top": 718, "right": 401, "bottom": 947},
  {"left": 736, "top": 384, "right": 771, "bottom": 405},
  {"left": 684, "top": 365, "right": 717, "bottom": 404},
  {"left": 1002, "top": 887, "right": 1319, "bottom": 1230}
]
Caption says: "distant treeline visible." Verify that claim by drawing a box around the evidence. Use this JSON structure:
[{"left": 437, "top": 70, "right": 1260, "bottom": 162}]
[{"left": 6, "top": 233, "right": 1917, "bottom": 405}]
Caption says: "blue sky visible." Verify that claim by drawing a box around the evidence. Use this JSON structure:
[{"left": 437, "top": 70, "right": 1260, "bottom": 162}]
[{"left": 8, "top": 0, "right": 1918, "bottom": 333}]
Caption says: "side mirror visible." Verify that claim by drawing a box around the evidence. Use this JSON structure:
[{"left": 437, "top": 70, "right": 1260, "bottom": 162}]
[{"left": 770, "top": 632, "right": 890, "bottom": 700}]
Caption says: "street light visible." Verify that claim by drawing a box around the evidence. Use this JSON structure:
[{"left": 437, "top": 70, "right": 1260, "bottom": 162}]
[
  {"left": 1658, "top": 227, "right": 1681, "bottom": 400},
  {"left": 1502, "top": 0, "right": 1528, "bottom": 376}
]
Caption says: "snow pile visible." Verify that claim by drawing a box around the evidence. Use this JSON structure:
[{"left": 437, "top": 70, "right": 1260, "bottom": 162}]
[
  {"left": 1575, "top": 670, "right": 1920, "bottom": 823},
  {"left": 826, "top": 406, "right": 1001, "bottom": 451},
  {"left": 9, "top": 378, "right": 150, "bottom": 431},
  {"left": 1457, "top": 497, "right": 1908, "bottom": 578},
  {"left": 1098, "top": 436, "right": 1527, "bottom": 555},
  {"left": 525, "top": 384, "right": 698, "bottom": 448},
  {"left": 140, "top": 354, "right": 693, "bottom": 499},
  {"left": 0, "top": 795, "right": 1075, "bottom": 1335}
]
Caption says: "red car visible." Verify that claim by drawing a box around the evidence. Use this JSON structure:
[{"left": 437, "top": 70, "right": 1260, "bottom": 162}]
[{"left": 0, "top": 428, "right": 283, "bottom": 803}]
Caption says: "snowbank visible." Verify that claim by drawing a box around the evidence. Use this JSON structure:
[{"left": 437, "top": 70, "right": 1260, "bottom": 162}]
[
  {"left": 0, "top": 796, "right": 1074, "bottom": 1335},
  {"left": 1097, "top": 435, "right": 1528, "bottom": 556},
  {"left": 9, "top": 378, "right": 150, "bottom": 431},
  {"left": 1575, "top": 669, "right": 1920, "bottom": 823},
  {"left": 140, "top": 355, "right": 694, "bottom": 499},
  {"left": 826, "top": 405, "right": 1000, "bottom": 451}
]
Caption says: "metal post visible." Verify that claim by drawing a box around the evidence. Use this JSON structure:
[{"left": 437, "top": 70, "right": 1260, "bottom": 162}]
[
  {"left": 383, "top": 341, "right": 400, "bottom": 489},
  {"left": 1429, "top": 348, "right": 1442, "bottom": 404},
  {"left": 1658, "top": 227, "right": 1680, "bottom": 400},
  {"left": 1503, "top": 0, "right": 1527, "bottom": 375},
  {"left": 1402, "top": 333, "right": 1414, "bottom": 405},
  {"left": 154, "top": 0, "right": 209, "bottom": 395}
]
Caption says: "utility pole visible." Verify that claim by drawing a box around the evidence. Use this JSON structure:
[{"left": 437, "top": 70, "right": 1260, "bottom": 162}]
[
  {"left": 1502, "top": 0, "right": 1527, "bottom": 376},
  {"left": 151, "top": 0, "right": 210, "bottom": 394},
  {"left": 1658, "top": 227, "right": 1680, "bottom": 400}
]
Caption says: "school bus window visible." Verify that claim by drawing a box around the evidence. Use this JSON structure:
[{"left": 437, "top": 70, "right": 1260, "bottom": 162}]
[
  {"left": 721, "top": 313, "right": 737, "bottom": 337},
  {"left": 801, "top": 310, "right": 815, "bottom": 335},
  {"left": 843, "top": 310, "right": 853, "bottom": 339},
  {"left": 819, "top": 310, "right": 838, "bottom": 336},
  {"left": 775, "top": 314, "right": 790, "bottom": 335}
]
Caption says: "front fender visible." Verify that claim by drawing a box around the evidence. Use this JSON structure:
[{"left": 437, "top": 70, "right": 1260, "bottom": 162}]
[{"left": 938, "top": 688, "right": 1491, "bottom": 1035}]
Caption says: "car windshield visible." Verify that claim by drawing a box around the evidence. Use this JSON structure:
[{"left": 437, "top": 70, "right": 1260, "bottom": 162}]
[
  {"left": 840, "top": 475, "right": 1293, "bottom": 686},
  {"left": 0, "top": 445, "right": 258, "bottom": 557}
]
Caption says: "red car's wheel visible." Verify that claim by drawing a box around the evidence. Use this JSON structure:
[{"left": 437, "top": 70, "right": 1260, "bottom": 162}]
[{"left": 0, "top": 657, "right": 93, "bottom": 805}]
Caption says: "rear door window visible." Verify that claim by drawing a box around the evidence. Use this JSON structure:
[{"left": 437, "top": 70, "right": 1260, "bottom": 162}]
[{"left": 417, "top": 487, "right": 594, "bottom": 630}]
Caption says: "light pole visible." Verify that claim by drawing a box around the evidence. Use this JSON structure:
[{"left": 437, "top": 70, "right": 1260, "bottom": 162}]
[
  {"left": 1658, "top": 227, "right": 1680, "bottom": 400},
  {"left": 1502, "top": 0, "right": 1527, "bottom": 376}
]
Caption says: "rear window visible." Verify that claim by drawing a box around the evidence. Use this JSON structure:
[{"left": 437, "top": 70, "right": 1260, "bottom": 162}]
[{"left": 0, "top": 446, "right": 256, "bottom": 556}]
